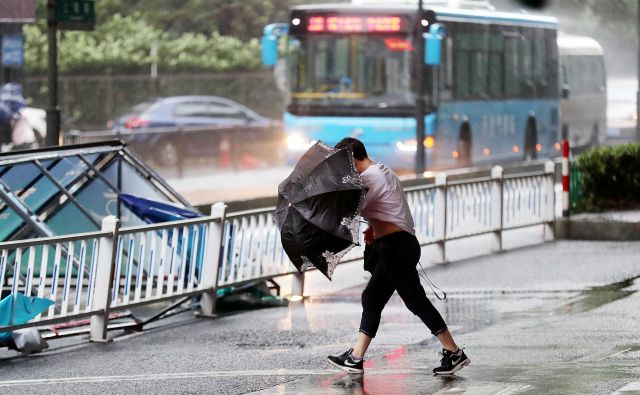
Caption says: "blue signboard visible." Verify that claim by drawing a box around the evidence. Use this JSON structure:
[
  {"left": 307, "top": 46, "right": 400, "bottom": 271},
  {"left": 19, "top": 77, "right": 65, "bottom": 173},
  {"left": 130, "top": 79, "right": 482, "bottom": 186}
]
[{"left": 1, "top": 35, "right": 24, "bottom": 66}]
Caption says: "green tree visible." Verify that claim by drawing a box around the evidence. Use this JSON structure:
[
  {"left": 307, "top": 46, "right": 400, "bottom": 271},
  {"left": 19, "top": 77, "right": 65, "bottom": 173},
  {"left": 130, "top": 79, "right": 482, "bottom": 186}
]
[
  {"left": 96, "top": 0, "right": 346, "bottom": 40},
  {"left": 23, "top": 13, "right": 260, "bottom": 74},
  {"left": 24, "top": 0, "right": 347, "bottom": 74}
]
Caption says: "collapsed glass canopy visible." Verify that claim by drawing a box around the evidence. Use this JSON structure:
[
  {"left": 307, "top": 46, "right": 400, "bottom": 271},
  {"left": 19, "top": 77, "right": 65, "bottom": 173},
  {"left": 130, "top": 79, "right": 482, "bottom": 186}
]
[{"left": 0, "top": 141, "right": 195, "bottom": 242}]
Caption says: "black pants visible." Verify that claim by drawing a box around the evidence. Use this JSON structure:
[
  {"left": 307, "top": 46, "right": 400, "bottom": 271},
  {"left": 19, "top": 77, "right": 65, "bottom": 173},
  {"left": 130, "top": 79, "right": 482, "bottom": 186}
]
[{"left": 359, "top": 231, "right": 447, "bottom": 338}]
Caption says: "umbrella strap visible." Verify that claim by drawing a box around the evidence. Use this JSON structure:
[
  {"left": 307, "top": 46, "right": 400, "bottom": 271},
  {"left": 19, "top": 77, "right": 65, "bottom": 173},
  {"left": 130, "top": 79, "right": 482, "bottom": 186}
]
[{"left": 417, "top": 262, "right": 447, "bottom": 300}]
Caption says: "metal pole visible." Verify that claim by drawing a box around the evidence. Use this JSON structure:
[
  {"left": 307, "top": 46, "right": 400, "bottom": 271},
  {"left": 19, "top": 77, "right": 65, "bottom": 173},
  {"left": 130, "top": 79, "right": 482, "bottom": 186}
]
[
  {"left": 636, "top": 0, "right": 640, "bottom": 141},
  {"left": 46, "top": 0, "right": 61, "bottom": 147},
  {"left": 415, "top": 0, "right": 426, "bottom": 175},
  {"left": 561, "top": 140, "right": 570, "bottom": 217}
]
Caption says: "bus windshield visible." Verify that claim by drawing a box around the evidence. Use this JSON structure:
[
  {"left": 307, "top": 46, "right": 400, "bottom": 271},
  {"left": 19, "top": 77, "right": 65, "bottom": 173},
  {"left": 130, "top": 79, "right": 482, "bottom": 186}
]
[{"left": 288, "top": 33, "right": 416, "bottom": 114}]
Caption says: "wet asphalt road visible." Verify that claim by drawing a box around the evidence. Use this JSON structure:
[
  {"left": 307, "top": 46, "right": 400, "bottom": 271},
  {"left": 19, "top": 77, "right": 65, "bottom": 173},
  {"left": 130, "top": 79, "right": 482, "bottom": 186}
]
[{"left": 1, "top": 234, "right": 639, "bottom": 395}]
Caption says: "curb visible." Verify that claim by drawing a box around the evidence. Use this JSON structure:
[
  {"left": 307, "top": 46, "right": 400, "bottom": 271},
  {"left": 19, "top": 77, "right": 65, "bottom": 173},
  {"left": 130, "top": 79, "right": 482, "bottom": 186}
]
[{"left": 555, "top": 218, "right": 640, "bottom": 241}]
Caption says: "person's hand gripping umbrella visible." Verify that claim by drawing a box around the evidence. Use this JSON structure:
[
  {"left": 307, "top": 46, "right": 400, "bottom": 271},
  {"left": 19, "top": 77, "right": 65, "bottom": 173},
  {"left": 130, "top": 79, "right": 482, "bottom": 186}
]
[{"left": 273, "top": 141, "right": 366, "bottom": 280}]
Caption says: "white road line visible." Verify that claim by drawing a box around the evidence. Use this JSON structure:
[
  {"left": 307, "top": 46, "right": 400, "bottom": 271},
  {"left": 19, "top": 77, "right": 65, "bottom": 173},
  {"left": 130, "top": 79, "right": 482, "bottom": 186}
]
[
  {"left": 596, "top": 347, "right": 632, "bottom": 362},
  {"left": 496, "top": 384, "right": 531, "bottom": 395},
  {"left": 0, "top": 368, "right": 435, "bottom": 387},
  {"left": 0, "top": 369, "right": 333, "bottom": 387},
  {"left": 612, "top": 381, "right": 640, "bottom": 394}
]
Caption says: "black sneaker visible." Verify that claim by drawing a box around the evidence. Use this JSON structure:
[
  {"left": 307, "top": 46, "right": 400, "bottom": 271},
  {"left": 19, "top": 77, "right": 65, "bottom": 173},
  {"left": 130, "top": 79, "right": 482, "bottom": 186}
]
[
  {"left": 433, "top": 348, "right": 470, "bottom": 375},
  {"left": 327, "top": 348, "right": 364, "bottom": 374}
]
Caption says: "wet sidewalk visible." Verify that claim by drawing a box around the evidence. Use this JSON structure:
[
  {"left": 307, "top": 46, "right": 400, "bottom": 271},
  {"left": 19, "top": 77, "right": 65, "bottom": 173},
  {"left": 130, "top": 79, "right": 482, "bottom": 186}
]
[
  {"left": 556, "top": 210, "right": 640, "bottom": 241},
  {"left": 262, "top": 275, "right": 640, "bottom": 394},
  {"left": 1, "top": 239, "right": 639, "bottom": 394}
]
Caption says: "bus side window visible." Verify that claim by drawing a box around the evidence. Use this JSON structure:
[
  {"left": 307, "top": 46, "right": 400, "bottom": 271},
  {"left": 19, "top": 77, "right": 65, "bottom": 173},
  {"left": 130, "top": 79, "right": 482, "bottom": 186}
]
[
  {"left": 566, "top": 55, "right": 604, "bottom": 95},
  {"left": 595, "top": 58, "right": 606, "bottom": 92},
  {"left": 488, "top": 25, "right": 504, "bottom": 99},
  {"left": 546, "top": 29, "right": 559, "bottom": 98},
  {"left": 470, "top": 24, "right": 489, "bottom": 99},
  {"left": 503, "top": 30, "right": 521, "bottom": 98},
  {"left": 439, "top": 35, "right": 453, "bottom": 101},
  {"left": 588, "top": 57, "right": 606, "bottom": 93},
  {"left": 560, "top": 60, "right": 568, "bottom": 93},
  {"left": 533, "top": 28, "right": 548, "bottom": 98},
  {"left": 454, "top": 26, "right": 472, "bottom": 99},
  {"left": 519, "top": 27, "right": 534, "bottom": 99},
  {"left": 453, "top": 23, "right": 489, "bottom": 100}
]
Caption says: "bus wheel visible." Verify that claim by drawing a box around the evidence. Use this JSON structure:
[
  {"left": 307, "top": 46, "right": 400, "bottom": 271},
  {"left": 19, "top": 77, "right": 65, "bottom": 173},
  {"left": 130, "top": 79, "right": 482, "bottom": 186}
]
[
  {"left": 457, "top": 123, "right": 472, "bottom": 167},
  {"left": 523, "top": 117, "right": 538, "bottom": 161}
]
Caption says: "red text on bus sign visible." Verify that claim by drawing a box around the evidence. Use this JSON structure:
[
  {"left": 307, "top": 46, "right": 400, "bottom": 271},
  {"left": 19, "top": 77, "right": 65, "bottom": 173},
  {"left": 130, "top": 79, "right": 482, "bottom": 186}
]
[{"left": 306, "top": 16, "right": 402, "bottom": 33}]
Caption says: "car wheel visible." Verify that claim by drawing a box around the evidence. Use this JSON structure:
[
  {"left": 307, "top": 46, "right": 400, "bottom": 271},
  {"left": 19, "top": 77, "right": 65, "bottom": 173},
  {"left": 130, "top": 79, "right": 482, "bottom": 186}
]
[{"left": 157, "top": 141, "right": 179, "bottom": 167}]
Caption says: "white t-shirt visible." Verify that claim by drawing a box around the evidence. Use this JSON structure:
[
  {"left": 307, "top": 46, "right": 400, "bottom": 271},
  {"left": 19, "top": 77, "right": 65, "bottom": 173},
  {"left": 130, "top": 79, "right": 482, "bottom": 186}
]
[{"left": 360, "top": 163, "right": 415, "bottom": 235}]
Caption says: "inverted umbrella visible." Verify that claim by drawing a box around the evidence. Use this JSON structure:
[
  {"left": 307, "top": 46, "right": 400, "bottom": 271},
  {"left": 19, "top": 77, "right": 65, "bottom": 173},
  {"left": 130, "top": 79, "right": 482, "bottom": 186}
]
[
  {"left": 274, "top": 141, "right": 366, "bottom": 280},
  {"left": 0, "top": 293, "right": 54, "bottom": 341}
]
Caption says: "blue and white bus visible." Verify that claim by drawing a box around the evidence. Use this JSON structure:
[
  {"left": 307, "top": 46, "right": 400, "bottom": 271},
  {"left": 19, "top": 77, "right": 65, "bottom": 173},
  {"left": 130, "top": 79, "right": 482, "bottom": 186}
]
[{"left": 262, "top": 1, "right": 560, "bottom": 171}]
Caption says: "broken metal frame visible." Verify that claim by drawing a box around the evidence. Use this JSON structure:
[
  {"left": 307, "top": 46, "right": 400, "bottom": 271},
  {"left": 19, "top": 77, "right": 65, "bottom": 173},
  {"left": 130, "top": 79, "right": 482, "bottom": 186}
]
[{"left": 0, "top": 141, "right": 198, "bottom": 302}]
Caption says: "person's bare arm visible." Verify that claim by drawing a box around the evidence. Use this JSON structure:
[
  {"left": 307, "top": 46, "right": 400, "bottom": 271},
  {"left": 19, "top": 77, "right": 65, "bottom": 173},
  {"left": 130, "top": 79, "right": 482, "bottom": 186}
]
[{"left": 363, "top": 226, "right": 373, "bottom": 245}]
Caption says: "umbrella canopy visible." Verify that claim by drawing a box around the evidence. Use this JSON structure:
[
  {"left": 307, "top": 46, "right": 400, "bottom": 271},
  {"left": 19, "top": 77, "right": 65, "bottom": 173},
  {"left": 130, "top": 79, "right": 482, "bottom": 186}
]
[
  {"left": 0, "top": 83, "right": 26, "bottom": 123},
  {"left": 119, "top": 194, "right": 201, "bottom": 224},
  {"left": 274, "top": 141, "right": 366, "bottom": 280},
  {"left": 0, "top": 293, "right": 53, "bottom": 341}
]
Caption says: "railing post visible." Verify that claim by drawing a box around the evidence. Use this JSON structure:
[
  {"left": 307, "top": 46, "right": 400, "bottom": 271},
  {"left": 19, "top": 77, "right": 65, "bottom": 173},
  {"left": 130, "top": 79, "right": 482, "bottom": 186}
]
[
  {"left": 90, "top": 216, "right": 120, "bottom": 342},
  {"left": 491, "top": 166, "right": 504, "bottom": 252},
  {"left": 544, "top": 160, "right": 556, "bottom": 241},
  {"left": 199, "top": 202, "right": 227, "bottom": 317},
  {"left": 434, "top": 172, "right": 448, "bottom": 263},
  {"left": 562, "top": 140, "right": 570, "bottom": 217},
  {"left": 290, "top": 272, "right": 305, "bottom": 300}
]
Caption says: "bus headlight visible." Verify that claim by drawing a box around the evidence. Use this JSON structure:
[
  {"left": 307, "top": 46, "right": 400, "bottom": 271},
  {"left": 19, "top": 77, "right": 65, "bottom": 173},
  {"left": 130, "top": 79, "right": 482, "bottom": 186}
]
[
  {"left": 286, "top": 133, "right": 316, "bottom": 151},
  {"left": 396, "top": 137, "right": 435, "bottom": 152}
]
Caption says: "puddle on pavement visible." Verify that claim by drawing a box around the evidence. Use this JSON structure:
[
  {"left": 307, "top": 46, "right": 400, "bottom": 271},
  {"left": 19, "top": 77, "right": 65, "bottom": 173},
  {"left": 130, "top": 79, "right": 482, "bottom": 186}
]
[
  {"left": 552, "top": 278, "right": 637, "bottom": 315},
  {"left": 310, "top": 277, "right": 639, "bottom": 338}
]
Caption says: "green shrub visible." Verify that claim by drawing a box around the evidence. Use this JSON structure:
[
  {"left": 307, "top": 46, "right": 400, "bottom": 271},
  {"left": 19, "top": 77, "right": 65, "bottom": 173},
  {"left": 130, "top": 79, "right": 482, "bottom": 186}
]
[{"left": 575, "top": 143, "right": 640, "bottom": 210}]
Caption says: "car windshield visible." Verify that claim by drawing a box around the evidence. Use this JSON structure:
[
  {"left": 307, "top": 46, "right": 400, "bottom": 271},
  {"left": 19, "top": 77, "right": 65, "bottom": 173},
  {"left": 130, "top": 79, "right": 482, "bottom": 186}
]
[
  {"left": 287, "top": 34, "right": 415, "bottom": 112},
  {"left": 127, "top": 99, "right": 160, "bottom": 115}
]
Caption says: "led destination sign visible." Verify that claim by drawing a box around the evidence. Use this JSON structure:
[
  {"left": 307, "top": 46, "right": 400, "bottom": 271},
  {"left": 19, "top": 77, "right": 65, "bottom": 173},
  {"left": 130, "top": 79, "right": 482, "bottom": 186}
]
[{"left": 305, "top": 15, "right": 403, "bottom": 33}]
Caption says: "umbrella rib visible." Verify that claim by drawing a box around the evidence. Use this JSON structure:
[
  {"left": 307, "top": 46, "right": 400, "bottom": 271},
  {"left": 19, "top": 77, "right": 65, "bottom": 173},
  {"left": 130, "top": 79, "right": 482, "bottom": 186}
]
[{"left": 289, "top": 192, "right": 364, "bottom": 242}]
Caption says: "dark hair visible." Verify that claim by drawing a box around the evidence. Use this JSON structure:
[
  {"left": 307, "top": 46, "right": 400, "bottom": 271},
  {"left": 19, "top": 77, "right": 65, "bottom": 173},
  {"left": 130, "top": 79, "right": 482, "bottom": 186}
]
[{"left": 334, "top": 137, "right": 368, "bottom": 160}]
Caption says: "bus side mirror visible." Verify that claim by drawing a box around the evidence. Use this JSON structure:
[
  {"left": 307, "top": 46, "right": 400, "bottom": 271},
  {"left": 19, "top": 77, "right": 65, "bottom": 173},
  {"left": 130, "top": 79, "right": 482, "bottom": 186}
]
[
  {"left": 561, "top": 84, "right": 570, "bottom": 99},
  {"left": 261, "top": 23, "right": 289, "bottom": 67},
  {"left": 261, "top": 35, "right": 278, "bottom": 66},
  {"left": 424, "top": 23, "right": 446, "bottom": 65}
]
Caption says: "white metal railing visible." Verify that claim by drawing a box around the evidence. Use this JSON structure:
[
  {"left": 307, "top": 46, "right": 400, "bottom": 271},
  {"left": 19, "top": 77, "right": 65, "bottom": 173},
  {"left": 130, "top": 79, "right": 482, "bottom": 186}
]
[
  {"left": 0, "top": 162, "right": 555, "bottom": 343},
  {"left": 0, "top": 203, "right": 226, "bottom": 342},
  {"left": 0, "top": 231, "right": 109, "bottom": 327},
  {"left": 218, "top": 211, "right": 292, "bottom": 287},
  {"left": 110, "top": 216, "right": 223, "bottom": 311},
  {"left": 219, "top": 161, "right": 556, "bottom": 291}
]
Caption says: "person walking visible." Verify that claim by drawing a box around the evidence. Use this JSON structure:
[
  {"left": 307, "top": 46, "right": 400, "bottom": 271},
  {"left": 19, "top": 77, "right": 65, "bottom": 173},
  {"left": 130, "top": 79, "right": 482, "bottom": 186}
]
[{"left": 327, "top": 137, "right": 469, "bottom": 376}]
